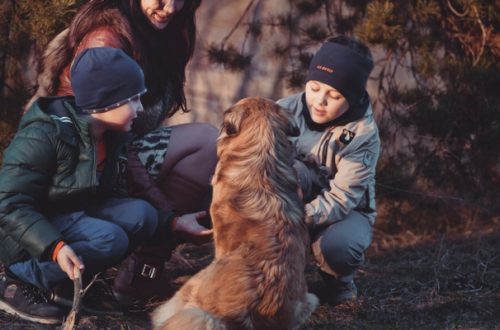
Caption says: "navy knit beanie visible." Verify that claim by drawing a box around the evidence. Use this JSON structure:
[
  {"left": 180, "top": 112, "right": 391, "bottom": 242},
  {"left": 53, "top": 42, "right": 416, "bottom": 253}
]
[
  {"left": 71, "top": 47, "right": 147, "bottom": 113},
  {"left": 306, "top": 41, "right": 373, "bottom": 107}
]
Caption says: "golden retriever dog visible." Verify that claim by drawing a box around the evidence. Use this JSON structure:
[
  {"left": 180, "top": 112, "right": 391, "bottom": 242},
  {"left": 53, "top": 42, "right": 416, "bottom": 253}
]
[{"left": 151, "top": 97, "right": 318, "bottom": 330}]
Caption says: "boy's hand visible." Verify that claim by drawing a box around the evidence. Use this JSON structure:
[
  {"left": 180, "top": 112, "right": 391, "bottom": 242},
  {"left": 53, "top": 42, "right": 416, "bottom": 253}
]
[
  {"left": 173, "top": 211, "right": 213, "bottom": 245},
  {"left": 56, "top": 245, "right": 85, "bottom": 280}
]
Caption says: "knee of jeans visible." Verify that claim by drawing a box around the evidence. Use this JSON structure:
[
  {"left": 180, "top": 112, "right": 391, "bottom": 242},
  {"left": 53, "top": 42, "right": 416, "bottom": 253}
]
[
  {"left": 131, "top": 199, "right": 159, "bottom": 238},
  {"left": 121, "top": 199, "right": 158, "bottom": 240},
  {"left": 94, "top": 226, "right": 129, "bottom": 261},
  {"left": 316, "top": 235, "right": 365, "bottom": 274}
]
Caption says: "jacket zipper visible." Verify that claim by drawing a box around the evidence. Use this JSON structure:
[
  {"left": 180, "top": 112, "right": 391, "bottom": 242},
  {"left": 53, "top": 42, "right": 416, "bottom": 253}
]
[{"left": 318, "top": 130, "right": 334, "bottom": 165}]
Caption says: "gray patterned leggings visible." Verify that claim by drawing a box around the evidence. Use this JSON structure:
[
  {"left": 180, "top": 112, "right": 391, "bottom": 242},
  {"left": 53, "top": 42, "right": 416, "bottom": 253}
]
[{"left": 131, "top": 127, "right": 172, "bottom": 182}]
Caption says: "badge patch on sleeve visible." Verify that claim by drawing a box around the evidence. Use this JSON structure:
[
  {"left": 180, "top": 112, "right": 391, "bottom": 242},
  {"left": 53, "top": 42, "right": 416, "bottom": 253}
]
[
  {"left": 339, "top": 129, "right": 355, "bottom": 145},
  {"left": 363, "top": 151, "right": 375, "bottom": 166}
]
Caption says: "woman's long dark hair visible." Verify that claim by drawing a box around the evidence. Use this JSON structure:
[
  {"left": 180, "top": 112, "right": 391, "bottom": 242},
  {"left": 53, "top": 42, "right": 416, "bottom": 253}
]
[{"left": 68, "top": 0, "right": 201, "bottom": 116}]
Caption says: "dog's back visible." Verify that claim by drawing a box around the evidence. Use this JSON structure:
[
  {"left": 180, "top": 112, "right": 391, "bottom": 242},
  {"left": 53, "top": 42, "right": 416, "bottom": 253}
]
[{"left": 152, "top": 97, "right": 318, "bottom": 330}]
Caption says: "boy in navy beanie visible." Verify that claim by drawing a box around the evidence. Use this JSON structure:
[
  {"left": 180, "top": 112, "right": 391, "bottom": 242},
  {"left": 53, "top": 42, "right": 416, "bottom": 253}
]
[
  {"left": 277, "top": 36, "right": 380, "bottom": 306},
  {"left": 0, "top": 47, "right": 158, "bottom": 324}
]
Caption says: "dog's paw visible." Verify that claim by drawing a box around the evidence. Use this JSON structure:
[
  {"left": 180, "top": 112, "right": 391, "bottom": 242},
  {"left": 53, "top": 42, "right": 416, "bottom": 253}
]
[{"left": 306, "top": 292, "right": 319, "bottom": 311}]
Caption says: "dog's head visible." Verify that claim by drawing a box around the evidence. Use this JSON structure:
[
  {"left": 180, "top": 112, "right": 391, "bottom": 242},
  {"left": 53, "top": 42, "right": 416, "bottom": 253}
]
[
  {"left": 218, "top": 97, "right": 299, "bottom": 151},
  {"left": 213, "top": 96, "right": 302, "bottom": 202}
]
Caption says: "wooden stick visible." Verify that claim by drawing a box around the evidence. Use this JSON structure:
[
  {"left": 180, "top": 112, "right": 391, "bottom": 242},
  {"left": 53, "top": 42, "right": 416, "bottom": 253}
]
[
  {"left": 61, "top": 271, "right": 101, "bottom": 330},
  {"left": 61, "top": 268, "right": 82, "bottom": 330}
]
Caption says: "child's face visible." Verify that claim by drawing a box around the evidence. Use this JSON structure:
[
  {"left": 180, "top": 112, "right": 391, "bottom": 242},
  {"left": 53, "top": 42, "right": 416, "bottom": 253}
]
[
  {"left": 305, "top": 80, "right": 350, "bottom": 124},
  {"left": 141, "top": 0, "right": 185, "bottom": 30},
  {"left": 94, "top": 98, "right": 143, "bottom": 132}
]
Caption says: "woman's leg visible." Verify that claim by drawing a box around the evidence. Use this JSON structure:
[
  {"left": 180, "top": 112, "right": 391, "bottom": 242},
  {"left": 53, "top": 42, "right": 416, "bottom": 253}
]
[
  {"left": 115, "top": 123, "right": 217, "bottom": 304},
  {"left": 156, "top": 123, "right": 218, "bottom": 214},
  {"left": 130, "top": 123, "right": 218, "bottom": 214}
]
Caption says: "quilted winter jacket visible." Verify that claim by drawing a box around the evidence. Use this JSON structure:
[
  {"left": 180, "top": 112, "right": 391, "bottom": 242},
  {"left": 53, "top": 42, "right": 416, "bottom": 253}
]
[
  {"left": 28, "top": 10, "right": 176, "bottom": 214},
  {"left": 0, "top": 96, "right": 128, "bottom": 266},
  {"left": 278, "top": 92, "right": 380, "bottom": 228}
]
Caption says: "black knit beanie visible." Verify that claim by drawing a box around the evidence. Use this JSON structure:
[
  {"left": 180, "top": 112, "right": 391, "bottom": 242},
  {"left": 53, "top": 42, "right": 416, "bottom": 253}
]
[
  {"left": 306, "top": 41, "right": 373, "bottom": 107},
  {"left": 71, "top": 47, "right": 147, "bottom": 113}
]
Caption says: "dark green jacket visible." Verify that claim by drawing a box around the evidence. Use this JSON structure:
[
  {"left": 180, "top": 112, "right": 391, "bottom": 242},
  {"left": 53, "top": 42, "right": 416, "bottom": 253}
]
[{"left": 0, "top": 96, "right": 128, "bottom": 266}]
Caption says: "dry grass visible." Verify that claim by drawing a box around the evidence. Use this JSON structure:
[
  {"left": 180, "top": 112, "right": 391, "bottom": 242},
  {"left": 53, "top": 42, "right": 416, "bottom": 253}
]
[
  {"left": 305, "top": 227, "right": 500, "bottom": 329},
  {"left": 0, "top": 220, "right": 499, "bottom": 329}
]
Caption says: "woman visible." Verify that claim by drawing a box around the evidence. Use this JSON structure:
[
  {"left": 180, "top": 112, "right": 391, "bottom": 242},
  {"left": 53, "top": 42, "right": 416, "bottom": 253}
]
[{"left": 29, "top": 0, "right": 217, "bottom": 305}]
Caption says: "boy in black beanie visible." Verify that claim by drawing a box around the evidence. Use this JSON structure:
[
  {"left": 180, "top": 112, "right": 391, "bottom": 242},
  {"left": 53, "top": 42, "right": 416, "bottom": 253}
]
[
  {"left": 0, "top": 47, "right": 159, "bottom": 324},
  {"left": 278, "top": 36, "right": 380, "bottom": 306}
]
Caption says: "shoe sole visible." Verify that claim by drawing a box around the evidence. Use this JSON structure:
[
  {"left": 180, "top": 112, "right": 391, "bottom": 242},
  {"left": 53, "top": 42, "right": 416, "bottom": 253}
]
[
  {"left": 52, "top": 295, "right": 123, "bottom": 316},
  {"left": 0, "top": 300, "right": 62, "bottom": 325},
  {"left": 112, "top": 291, "right": 137, "bottom": 308}
]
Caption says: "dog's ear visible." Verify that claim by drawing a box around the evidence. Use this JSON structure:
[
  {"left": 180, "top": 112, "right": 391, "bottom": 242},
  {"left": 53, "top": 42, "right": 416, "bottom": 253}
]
[
  {"left": 221, "top": 105, "right": 247, "bottom": 137},
  {"left": 273, "top": 101, "right": 300, "bottom": 137},
  {"left": 222, "top": 119, "right": 239, "bottom": 136}
]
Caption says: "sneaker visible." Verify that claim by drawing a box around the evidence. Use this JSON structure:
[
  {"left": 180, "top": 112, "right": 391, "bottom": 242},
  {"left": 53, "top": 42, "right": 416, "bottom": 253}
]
[
  {"left": 51, "top": 278, "right": 123, "bottom": 316},
  {"left": 324, "top": 281, "right": 357, "bottom": 306},
  {"left": 310, "top": 271, "right": 358, "bottom": 306},
  {"left": 0, "top": 273, "right": 64, "bottom": 325}
]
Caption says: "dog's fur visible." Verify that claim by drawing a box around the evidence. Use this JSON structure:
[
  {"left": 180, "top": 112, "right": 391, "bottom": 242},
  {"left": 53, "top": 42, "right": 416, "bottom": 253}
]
[{"left": 151, "top": 97, "right": 318, "bottom": 330}]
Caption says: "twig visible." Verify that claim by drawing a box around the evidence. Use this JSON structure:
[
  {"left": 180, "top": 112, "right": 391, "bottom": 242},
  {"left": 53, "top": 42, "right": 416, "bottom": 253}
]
[
  {"left": 471, "top": 5, "right": 487, "bottom": 66},
  {"left": 61, "top": 269, "right": 82, "bottom": 330},
  {"left": 447, "top": 0, "right": 469, "bottom": 17},
  {"left": 61, "top": 271, "right": 100, "bottom": 330},
  {"left": 220, "top": 0, "right": 258, "bottom": 47}
]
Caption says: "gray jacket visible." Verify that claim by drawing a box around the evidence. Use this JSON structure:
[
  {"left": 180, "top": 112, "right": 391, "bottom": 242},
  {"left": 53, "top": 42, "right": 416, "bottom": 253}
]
[{"left": 278, "top": 92, "right": 380, "bottom": 228}]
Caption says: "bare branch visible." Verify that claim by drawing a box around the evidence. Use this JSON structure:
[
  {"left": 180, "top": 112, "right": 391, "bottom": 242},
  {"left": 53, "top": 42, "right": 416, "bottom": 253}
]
[
  {"left": 447, "top": 0, "right": 469, "bottom": 17},
  {"left": 61, "top": 271, "right": 101, "bottom": 330},
  {"left": 471, "top": 5, "right": 487, "bottom": 66},
  {"left": 61, "top": 269, "right": 83, "bottom": 330},
  {"left": 220, "top": 0, "right": 259, "bottom": 47}
]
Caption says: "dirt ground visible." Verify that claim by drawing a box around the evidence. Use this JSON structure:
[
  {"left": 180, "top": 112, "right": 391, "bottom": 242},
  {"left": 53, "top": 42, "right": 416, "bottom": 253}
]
[{"left": 0, "top": 226, "right": 499, "bottom": 330}]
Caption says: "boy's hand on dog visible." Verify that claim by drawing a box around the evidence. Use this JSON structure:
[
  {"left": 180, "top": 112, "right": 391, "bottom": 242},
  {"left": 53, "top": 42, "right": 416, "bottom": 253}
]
[
  {"left": 56, "top": 245, "right": 85, "bottom": 280},
  {"left": 173, "top": 211, "right": 213, "bottom": 245}
]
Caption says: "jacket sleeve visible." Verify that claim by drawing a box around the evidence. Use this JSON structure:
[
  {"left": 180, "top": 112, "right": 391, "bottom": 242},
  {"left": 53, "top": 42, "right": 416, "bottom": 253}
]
[
  {"left": 305, "top": 131, "right": 380, "bottom": 228},
  {"left": 126, "top": 143, "right": 175, "bottom": 213},
  {"left": 0, "top": 124, "right": 63, "bottom": 260},
  {"left": 126, "top": 144, "right": 177, "bottom": 239}
]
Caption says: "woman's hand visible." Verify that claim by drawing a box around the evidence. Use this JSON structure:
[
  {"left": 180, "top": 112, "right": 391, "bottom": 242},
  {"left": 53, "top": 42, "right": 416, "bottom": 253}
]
[
  {"left": 56, "top": 245, "right": 85, "bottom": 280},
  {"left": 173, "top": 211, "right": 213, "bottom": 245}
]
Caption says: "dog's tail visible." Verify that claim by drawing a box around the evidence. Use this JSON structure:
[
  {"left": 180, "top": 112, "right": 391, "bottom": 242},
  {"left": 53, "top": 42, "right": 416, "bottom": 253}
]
[{"left": 154, "top": 307, "right": 227, "bottom": 330}]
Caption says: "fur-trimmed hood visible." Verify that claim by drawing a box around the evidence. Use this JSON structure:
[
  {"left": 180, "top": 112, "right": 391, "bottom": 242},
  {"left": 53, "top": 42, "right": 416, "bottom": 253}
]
[
  {"left": 26, "top": 6, "right": 173, "bottom": 135},
  {"left": 27, "top": 7, "right": 134, "bottom": 105}
]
